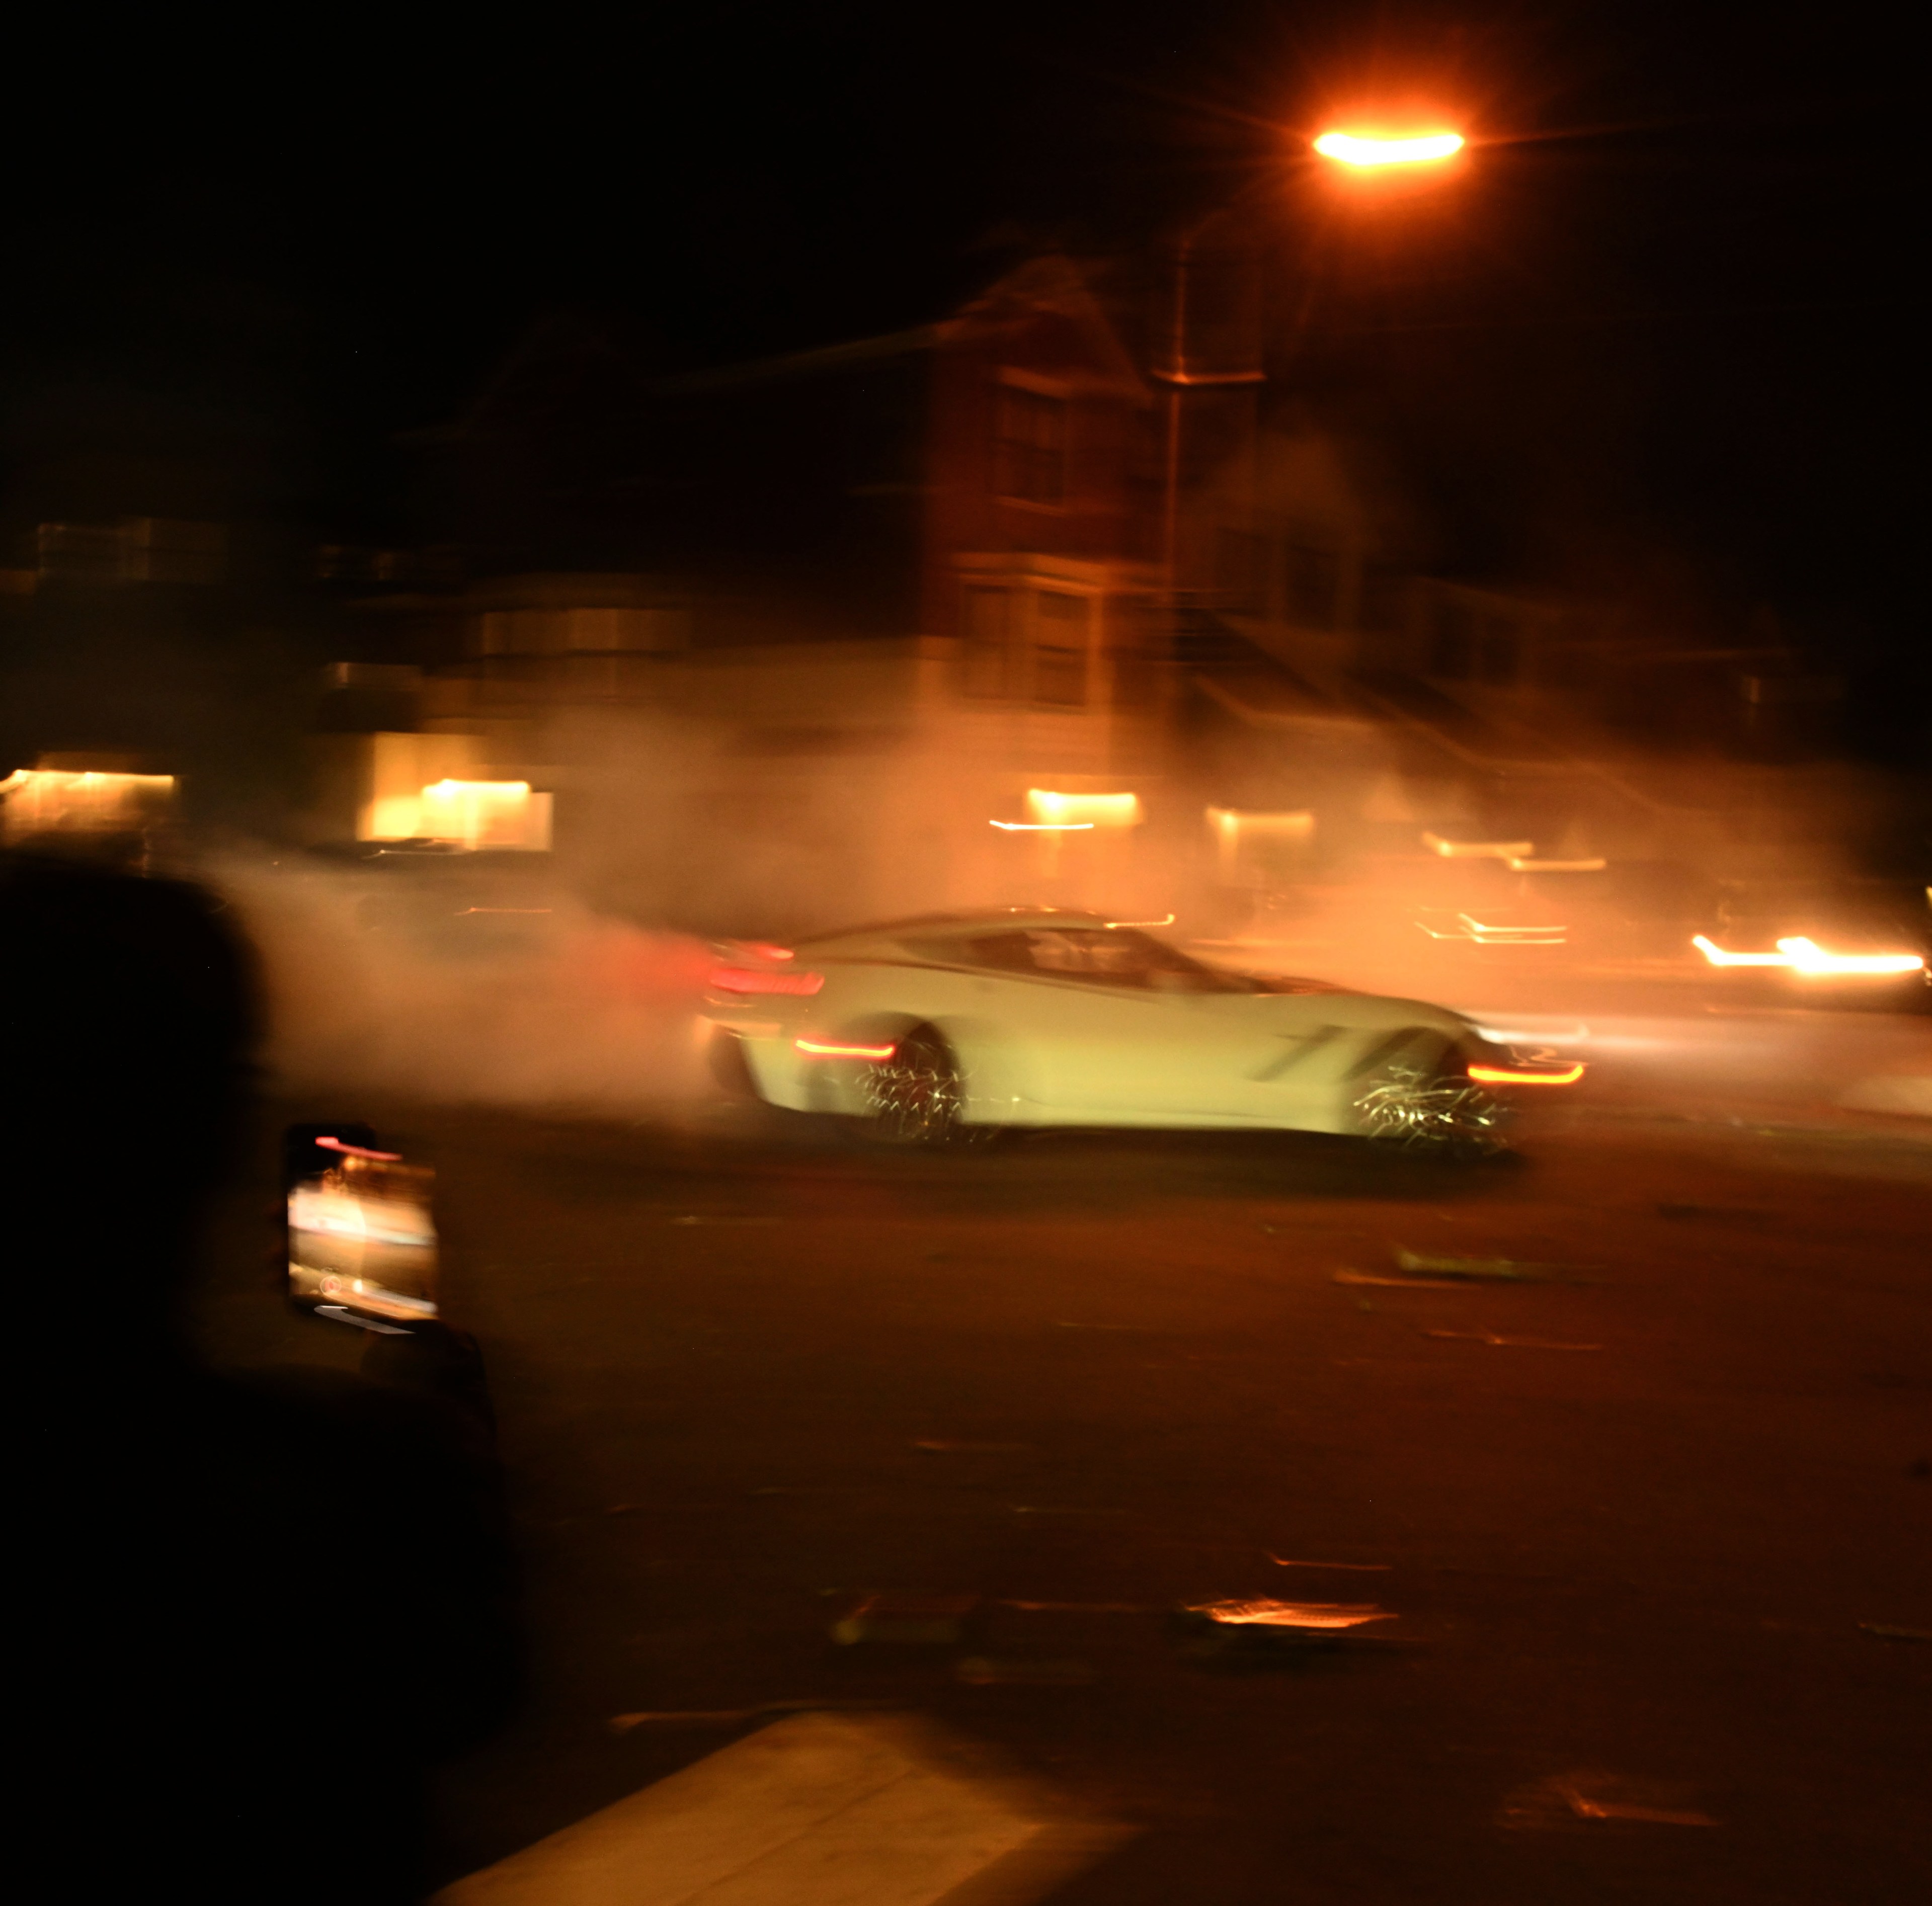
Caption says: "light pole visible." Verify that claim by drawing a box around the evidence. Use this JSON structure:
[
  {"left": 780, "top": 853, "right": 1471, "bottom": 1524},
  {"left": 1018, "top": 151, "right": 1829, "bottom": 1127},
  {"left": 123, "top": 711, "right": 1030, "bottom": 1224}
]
[
  {"left": 1154, "top": 121, "right": 1468, "bottom": 927},
  {"left": 1156, "top": 122, "right": 1468, "bottom": 603},
  {"left": 1154, "top": 213, "right": 1267, "bottom": 585}
]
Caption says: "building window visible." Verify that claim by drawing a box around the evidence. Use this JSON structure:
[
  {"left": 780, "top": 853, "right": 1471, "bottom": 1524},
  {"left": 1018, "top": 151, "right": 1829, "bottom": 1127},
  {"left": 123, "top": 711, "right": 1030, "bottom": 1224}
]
[
  {"left": 1032, "top": 591, "right": 1090, "bottom": 706},
  {"left": 995, "top": 385, "right": 1068, "bottom": 504},
  {"left": 1215, "top": 530, "right": 1266, "bottom": 613},
  {"left": 1109, "top": 594, "right": 1162, "bottom": 706},
  {"left": 1360, "top": 568, "right": 1410, "bottom": 635},
  {"left": 1430, "top": 600, "right": 1478, "bottom": 679},
  {"left": 1478, "top": 618, "right": 1519, "bottom": 684},
  {"left": 962, "top": 586, "right": 1012, "bottom": 697},
  {"left": 35, "top": 518, "right": 225, "bottom": 586},
  {"left": 1282, "top": 538, "right": 1340, "bottom": 627}
]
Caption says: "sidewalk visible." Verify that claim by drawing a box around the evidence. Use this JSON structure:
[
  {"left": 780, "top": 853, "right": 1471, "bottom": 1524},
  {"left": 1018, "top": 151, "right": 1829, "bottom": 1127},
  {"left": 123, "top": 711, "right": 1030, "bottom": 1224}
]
[{"left": 434, "top": 1711, "right": 1125, "bottom": 1906}]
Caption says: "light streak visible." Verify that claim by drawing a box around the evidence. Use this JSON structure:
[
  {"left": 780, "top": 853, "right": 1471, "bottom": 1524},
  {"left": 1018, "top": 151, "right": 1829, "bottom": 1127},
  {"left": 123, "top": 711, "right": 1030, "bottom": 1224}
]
[
  {"left": 1467, "top": 1061, "right": 1586, "bottom": 1087},
  {"left": 1183, "top": 1598, "right": 1394, "bottom": 1629},
  {"left": 1693, "top": 934, "right": 1923, "bottom": 976},
  {"left": 1779, "top": 936, "right": 1921, "bottom": 976},
  {"left": 796, "top": 1037, "right": 898, "bottom": 1060},
  {"left": 708, "top": 966, "right": 825, "bottom": 995},
  {"left": 1420, "top": 912, "right": 1566, "bottom": 945},
  {"left": 315, "top": 1135, "right": 404, "bottom": 1161},
  {"left": 1459, "top": 914, "right": 1567, "bottom": 945},
  {"left": 1314, "top": 131, "right": 1465, "bottom": 167},
  {"left": 1152, "top": 367, "right": 1268, "bottom": 387},
  {"left": 1207, "top": 807, "right": 1314, "bottom": 837},
  {"left": 1505, "top": 855, "right": 1606, "bottom": 873},
  {"left": 1419, "top": 919, "right": 1566, "bottom": 945},
  {"left": 1264, "top": 1556, "right": 1392, "bottom": 1571},
  {"left": 1026, "top": 789, "right": 1142, "bottom": 828},
  {"left": 1691, "top": 935, "right": 1785, "bottom": 968},
  {"left": 990, "top": 820, "right": 1094, "bottom": 832},
  {"left": 1105, "top": 914, "right": 1177, "bottom": 928},
  {"left": 0, "top": 766, "right": 177, "bottom": 839},
  {"left": 1422, "top": 832, "right": 1534, "bottom": 859},
  {"left": 0, "top": 768, "right": 175, "bottom": 794}
]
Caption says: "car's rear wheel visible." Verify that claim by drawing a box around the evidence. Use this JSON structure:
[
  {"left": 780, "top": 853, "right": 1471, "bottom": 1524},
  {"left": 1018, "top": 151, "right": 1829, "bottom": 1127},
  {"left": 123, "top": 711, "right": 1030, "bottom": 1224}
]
[
  {"left": 859, "top": 1026, "right": 979, "bottom": 1147},
  {"left": 1350, "top": 1038, "right": 1509, "bottom": 1159}
]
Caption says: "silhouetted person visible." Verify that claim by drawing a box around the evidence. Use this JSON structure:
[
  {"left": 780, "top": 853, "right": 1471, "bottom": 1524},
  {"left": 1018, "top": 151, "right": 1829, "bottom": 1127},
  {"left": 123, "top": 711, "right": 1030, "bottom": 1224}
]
[{"left": 7, "top": 850, "right": 522, "bottom": 1904}]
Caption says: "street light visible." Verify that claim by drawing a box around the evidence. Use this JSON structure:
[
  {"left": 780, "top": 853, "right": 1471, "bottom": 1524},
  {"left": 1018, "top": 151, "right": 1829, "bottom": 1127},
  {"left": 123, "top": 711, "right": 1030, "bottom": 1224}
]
[
  {"left": 1157, "top": 116, "right": 1470, "bottom": 618},
  {"left": 1312, "top": 130, "right": 1465, "bottom": 168}
]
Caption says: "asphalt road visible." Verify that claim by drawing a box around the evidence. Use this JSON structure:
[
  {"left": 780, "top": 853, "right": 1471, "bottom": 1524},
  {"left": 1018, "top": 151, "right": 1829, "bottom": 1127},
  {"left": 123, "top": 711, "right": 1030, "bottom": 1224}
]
[{"left": 200, "top": 1091, "right": 1932, "bottom": 1905}]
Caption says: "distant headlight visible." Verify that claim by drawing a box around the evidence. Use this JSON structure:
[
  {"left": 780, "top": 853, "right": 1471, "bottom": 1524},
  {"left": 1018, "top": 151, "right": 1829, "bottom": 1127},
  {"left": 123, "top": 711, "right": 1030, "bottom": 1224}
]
[{"left": 1693, "top": 934, "right": 1923, "bottom": 976}]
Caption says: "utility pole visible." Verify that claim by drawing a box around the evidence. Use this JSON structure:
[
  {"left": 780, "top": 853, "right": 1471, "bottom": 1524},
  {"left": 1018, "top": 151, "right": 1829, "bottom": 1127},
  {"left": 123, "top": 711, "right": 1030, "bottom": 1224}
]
[{"left": 1151, "top": 213, "right": 1266, "bottom": 615}]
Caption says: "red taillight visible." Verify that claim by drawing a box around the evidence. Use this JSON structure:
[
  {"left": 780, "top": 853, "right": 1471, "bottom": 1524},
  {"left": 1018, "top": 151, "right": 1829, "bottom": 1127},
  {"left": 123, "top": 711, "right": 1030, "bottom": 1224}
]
[
  {"left": 1467, "top": 1060, "right": 1585, "bottom": 1087},
  {"left": 708, "top": 964, "right": 825, "bottom": 997},
  {"left": 796, "top": 1037, "right": 896, "bottom": 1060}
]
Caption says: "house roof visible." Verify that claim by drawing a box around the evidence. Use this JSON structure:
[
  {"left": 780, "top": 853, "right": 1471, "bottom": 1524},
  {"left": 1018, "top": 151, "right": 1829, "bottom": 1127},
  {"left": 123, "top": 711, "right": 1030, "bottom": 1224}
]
[
  {"left": 941, "top": 254, "right": 1150, "bottom": 398},
  {"left": 647, "top": 326, "right": 939, "bottom": 398},
  {"left": 648, "top": 255, "right": 1149, "bottom": 403},
  {"left": 408, "top": 253, "right": 1153, "bottom": 456}
]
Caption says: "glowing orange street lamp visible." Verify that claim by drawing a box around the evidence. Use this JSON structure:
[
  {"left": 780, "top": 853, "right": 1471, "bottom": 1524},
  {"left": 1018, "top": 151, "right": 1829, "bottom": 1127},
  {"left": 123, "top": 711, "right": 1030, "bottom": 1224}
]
[
  {"left": 1312, "top": 129, "right": 1465, "bottom": 168},
  {"left": 1156, "top": 117, "right": 1468, "bottom": 601}
]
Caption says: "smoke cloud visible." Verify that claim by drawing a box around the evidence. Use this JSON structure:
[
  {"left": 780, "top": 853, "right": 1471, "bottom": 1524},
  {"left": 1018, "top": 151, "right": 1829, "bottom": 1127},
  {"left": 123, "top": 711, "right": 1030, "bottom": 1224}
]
[{"left": 216, "top": 852, "right": 715, "bottom": 1115}]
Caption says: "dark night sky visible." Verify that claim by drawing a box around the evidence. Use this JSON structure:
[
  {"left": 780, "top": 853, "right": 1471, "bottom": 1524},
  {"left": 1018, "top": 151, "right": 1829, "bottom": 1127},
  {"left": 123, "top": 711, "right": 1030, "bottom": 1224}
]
[{"left": 2, "top": 3, "right": 1916, "bottom": 674}]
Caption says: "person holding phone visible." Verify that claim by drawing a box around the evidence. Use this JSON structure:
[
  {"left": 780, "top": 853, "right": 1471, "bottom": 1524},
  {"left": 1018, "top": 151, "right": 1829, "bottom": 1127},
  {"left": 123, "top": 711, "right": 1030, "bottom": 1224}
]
[{"left": 6, "top": 848, "right": 523, "bottom": 1905}]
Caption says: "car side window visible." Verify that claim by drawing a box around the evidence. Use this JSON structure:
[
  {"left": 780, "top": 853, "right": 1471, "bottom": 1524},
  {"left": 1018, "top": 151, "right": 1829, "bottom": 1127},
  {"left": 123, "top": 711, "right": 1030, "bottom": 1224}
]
[
  {"left": 961, "top": 932, "right": 1052, "bottom": 975},
  {"left": 1000, "top": 930, "right": 1144, "bottom": 982},
  {"left": 959, "top": 929, "right": 1152, "bottom": 986},
  {"left": 1026, "top": 931, "right": 1114, "bottom": 974},
  {"left": 958, "top": 928, "right": 1246, "bottom": 989}
]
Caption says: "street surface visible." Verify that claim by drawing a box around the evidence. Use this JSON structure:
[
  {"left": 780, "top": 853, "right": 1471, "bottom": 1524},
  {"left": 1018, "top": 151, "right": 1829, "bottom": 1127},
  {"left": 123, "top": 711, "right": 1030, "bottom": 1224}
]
[{"left": 199, "top": 1060, "right": 1932, "bottom": 1906}]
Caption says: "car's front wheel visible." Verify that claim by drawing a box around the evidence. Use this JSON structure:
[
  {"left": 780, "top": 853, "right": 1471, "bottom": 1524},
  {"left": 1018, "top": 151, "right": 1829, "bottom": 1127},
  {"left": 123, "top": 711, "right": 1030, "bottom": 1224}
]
[
  {"left": 1351, "top": 1046, "right": 1509, "bottom": 1159},
  {"left": 859, "top": 1026, "right": 979, "bottom": 1147}
]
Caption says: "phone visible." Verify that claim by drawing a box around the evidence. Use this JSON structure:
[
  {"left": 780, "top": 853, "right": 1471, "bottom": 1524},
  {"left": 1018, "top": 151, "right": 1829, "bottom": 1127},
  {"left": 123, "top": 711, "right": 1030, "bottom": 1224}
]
[{"left": 284, "top": 1122, "right": 439, "bottom": 1334}]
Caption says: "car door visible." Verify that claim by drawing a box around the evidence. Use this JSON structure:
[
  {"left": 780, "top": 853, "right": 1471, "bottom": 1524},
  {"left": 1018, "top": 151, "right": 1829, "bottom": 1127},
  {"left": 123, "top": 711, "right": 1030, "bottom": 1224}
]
[
  {"left": 1225, "top": 1002, "right": 1390, "bottom": 1129},
  {"left": 956, "top": 929, "right": 1264, "bottom": 1121}
]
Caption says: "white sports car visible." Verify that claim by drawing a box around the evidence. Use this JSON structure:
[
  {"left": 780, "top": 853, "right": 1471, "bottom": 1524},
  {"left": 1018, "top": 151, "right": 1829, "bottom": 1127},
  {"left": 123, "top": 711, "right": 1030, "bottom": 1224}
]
[{"left": 703, "top": 908, "right": 1579, "bottom": 1151}]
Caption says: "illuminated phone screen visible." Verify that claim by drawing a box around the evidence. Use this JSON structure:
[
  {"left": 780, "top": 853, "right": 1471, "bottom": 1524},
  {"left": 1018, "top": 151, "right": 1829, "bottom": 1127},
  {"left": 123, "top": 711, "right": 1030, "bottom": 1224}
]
[{"left": 286, "top": 1131, "right": 439, "bottom": 1332}]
